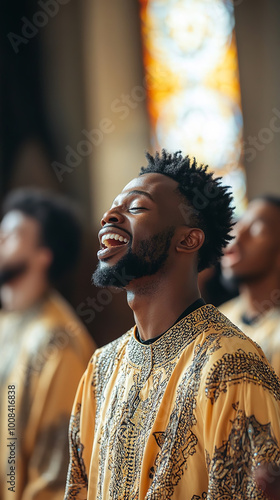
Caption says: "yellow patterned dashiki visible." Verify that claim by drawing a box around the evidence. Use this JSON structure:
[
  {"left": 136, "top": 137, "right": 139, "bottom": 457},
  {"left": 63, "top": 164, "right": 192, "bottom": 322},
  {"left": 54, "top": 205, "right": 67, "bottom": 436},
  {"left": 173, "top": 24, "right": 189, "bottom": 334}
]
[
  {"left": 0, "top": 290, "right": 96, "bottom": 500},
  {"left": 65, "top": 304, "right": 280, "bottom": 500},
  {"left": 220, "top": 296, "right": 280, "bottom": 378}
]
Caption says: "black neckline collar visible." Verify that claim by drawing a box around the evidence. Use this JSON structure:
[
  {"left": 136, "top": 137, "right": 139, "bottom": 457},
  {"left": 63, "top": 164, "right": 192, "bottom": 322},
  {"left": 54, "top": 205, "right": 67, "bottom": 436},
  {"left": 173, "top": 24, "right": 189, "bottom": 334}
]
[{"left": 127, "top": 304, "right": 218, "bottom": 382}]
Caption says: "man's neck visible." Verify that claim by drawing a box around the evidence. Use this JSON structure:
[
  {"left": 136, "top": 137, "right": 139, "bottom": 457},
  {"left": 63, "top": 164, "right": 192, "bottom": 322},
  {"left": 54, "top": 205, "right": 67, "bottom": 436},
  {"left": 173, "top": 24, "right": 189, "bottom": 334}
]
[
  {"left": 126, "top": 274, "right": 201, "bottom": 341},
  {"left": 239, "top": 274, "right": 280, "bottom": 319}
]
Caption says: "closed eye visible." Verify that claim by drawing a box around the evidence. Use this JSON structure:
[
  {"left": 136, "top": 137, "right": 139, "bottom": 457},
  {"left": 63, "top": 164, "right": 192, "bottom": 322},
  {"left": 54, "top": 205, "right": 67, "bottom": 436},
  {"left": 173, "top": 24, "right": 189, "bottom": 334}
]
[{"left": 128, "top": 207, "right": 148, "bottom": 212}]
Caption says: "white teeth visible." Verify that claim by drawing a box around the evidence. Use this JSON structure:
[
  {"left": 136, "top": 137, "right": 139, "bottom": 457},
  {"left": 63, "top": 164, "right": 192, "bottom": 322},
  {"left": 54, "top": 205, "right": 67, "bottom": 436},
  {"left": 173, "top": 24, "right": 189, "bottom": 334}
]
[{"left": 101, "top": 233, "right": 129, "bottom": 245}]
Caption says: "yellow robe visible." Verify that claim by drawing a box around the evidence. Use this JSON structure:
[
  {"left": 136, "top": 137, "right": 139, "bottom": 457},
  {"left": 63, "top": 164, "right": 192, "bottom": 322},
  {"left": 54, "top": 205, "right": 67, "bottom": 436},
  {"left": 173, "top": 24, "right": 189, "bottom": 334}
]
[
  {"left": 65, "top": 304, "right": 280, "bottom": 499},
  {"left": 0, "top": 290, "right": 96, "bottom": 500},
  {"left": 220, "top": 297, "right": 280, "bottom": 377}
]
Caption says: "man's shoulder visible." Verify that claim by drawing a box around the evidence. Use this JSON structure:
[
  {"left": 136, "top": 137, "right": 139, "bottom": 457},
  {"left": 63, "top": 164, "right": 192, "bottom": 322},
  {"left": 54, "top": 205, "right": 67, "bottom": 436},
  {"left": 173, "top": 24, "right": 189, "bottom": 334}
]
[
  {"left": 218, "top": 296, "right": 242, "bottom": 316},
  {"left": 93, "top": 329, "right": 134, "bottom": 364},
  {"left": 41, "top": 290, "right": 84, "bottom": 326},
  {"left": 189, "top": 304, "right": 265, "bottom": 358},
  {"left": 27, "top": 291, "right": 95, "bottom": 358},
  {"left": 184, "top": 303, "right": 244, "bottom": 338},
  {"left": 39, "top": 290, "right": 92, "bottom": 335},
  {"left": 190, "top": 307, "right": 280, "bottom": 403}
]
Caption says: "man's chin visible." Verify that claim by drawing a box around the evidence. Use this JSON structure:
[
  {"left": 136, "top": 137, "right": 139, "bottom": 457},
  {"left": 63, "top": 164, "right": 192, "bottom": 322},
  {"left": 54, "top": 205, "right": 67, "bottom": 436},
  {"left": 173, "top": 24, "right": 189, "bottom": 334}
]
[
  {"left": 229, "top": 272, "right": 261, "bottom": 286},
  {"left": 92, "top": 253, "right": 164, "bottom": 289},
  {"left": 92, "top": 257, "right": 137, "bottom": 289},
  {"left": 92, "top": 264, "right": 125, "bottom": 289},
  {"left": 222, "top": 264, "right": 248, "bottom": 282}
]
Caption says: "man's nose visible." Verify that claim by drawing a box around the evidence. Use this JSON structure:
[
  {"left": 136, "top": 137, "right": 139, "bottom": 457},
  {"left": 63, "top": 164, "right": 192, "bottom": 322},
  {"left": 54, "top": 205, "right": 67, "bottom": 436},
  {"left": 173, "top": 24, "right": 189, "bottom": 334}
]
[{"left": 101, "top": 207, "right": 125, "bottom": 227}]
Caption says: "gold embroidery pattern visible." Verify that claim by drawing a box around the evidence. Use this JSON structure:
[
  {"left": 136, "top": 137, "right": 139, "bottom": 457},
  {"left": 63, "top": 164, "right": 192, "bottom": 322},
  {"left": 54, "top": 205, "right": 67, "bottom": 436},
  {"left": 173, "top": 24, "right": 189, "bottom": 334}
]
[
  {"left": 95, "top": 308, "right": 227, "bottom": 499},
  {"left": 96, "top": 307, "right": 261, "bottom": 499},
  {"left": 205, "top": 350, "right": 280, "bottom": 404},
  {"left": 146, "top": 333, "right": 223, "bottom": 499},
  {"left": 208, "top": 406, "right": 280, "bottom": 498},
  {"left": 65, "top": 404, "right": 88, "bottom": 499},
  {"left": 127, "top": 305, "right": 244, "bottom": 373},
  {"left": 150, "top": 428, "right": 198, "bottom": 496},
  {"left": 98, "top": 367, "right": 171, "bottom": 500},
  {"left": 94, "top": 308, "right": 221, "bottom": 498},
  {"left": 92, "top": 333, "right": 131, "bottom": 426},
  {"left": 66, "top": 305, "right": 280, "bottom": 499}
]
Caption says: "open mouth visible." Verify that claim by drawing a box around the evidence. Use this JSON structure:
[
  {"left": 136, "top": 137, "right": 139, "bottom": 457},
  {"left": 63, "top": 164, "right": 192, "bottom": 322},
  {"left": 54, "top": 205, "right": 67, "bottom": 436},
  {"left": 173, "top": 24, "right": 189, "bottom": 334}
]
[
  {"left": 97, "top": 231, "right": 130, "bottom": 261},
  {"left": 101, "top": 232, "right": 129, "bottom": 249},
  {"left": 222, "top": 245, "right": 242, "bottom": 267}
]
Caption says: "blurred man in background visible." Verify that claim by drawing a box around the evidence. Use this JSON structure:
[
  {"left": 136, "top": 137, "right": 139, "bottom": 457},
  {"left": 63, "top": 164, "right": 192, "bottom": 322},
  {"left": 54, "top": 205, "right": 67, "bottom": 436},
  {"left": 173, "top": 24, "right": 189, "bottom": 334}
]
[
  {"left": 0, "top": 189, "right": 96, "bottom": 500},
  {"left": 220, "top": 195, "right": 280, "bottom": 377}
]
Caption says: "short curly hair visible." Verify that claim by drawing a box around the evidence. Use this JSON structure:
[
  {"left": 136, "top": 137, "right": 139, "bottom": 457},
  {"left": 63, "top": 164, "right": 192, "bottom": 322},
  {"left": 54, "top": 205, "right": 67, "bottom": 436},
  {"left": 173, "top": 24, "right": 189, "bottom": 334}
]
[{"left": 140, "top": 150, "right": 234, "bottom": 272}]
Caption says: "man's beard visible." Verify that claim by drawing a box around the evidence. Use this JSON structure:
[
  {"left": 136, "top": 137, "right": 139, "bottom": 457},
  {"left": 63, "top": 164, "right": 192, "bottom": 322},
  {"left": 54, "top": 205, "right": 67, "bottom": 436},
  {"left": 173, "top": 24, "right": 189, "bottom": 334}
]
[
  {"left": 92, "top": 226, "right": 175, "bottom": 289},
  {"left": 0, "top": 261, "right": 28, "bottom": 285}
]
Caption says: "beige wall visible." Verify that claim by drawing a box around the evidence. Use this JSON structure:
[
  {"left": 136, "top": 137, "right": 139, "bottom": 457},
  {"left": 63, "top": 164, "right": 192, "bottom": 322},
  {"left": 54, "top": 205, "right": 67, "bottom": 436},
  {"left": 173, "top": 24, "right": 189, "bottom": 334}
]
[
  {"left": 81, "top": 0, "right": 150, "bottom": 225},
  {"left": 235, "top": 0, "right": 280, "bottom": 200}
]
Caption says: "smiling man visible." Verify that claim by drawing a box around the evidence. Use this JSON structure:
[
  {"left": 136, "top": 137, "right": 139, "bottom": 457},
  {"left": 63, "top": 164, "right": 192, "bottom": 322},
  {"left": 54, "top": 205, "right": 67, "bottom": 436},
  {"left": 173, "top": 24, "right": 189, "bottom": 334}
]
[
  {"left": 65, "top": 151, "right": 280, "bottom": 500},
  {"left": 220, "top": 196, "right": 280, "bottom": 377}
]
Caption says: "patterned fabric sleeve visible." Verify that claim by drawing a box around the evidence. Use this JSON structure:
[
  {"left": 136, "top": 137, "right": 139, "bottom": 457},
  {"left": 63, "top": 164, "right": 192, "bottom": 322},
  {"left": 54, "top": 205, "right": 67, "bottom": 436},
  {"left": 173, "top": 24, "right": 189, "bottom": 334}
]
[
  {"left": 20, "top": 336, "right": 94, "bottom": 500},
  {"left": 65, "top": 358, "right": 96, "bottom": 500},
  {"left": 201, "top": 348, "right": 280, "bottom": 499}
]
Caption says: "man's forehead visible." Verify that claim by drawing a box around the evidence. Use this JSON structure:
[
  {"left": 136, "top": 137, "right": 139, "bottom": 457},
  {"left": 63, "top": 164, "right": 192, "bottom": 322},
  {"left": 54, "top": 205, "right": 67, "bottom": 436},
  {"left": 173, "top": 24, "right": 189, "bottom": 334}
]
[
  {"left": 1, "top": 211, "right": 38, "bottom": 233},
  {"left": 247, "top": 199, "right": 279, "bottom": 219},
  {"left": 121, "top": 173, "right": 179, "bottom": 195},
  {"left": 239, "top": 200, "right": 280, "bottom": 229},
  {"left": 1, "top": 211, "right": 26, "bottom": 231}
]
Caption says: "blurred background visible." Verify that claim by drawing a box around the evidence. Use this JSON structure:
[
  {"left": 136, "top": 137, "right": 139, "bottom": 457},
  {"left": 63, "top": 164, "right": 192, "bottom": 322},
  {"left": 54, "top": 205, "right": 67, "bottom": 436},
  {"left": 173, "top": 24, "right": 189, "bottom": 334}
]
[{"left": 1, "top": 0, "right": 280, "bottom": 346}]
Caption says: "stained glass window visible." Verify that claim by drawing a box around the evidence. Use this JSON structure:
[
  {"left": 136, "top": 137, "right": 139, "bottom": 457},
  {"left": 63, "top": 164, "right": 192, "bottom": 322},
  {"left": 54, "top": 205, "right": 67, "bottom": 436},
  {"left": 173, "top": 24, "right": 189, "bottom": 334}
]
[{"left": 139, "top": 0, "right": 246, "bottom": 214}]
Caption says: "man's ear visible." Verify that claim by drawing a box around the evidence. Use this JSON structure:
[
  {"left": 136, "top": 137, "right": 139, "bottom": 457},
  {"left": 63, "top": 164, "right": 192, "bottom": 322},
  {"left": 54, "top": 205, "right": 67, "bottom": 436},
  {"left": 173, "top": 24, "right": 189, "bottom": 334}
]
[
  {"left": 176, "top": 227, "right": 205, "bottom": 254},
  {"left": 37, "top": 247, "right": 53, "bottom": 270}
]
